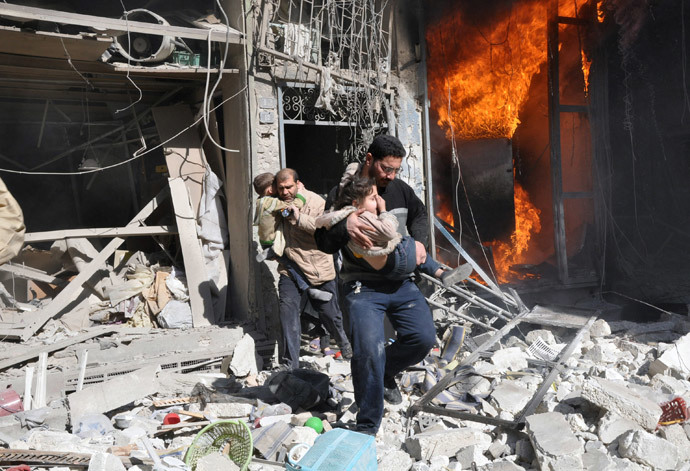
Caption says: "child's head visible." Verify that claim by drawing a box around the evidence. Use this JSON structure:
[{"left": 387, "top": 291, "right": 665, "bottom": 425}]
[
  {"left": 253, "top": 172, "right": 275, "bottom": 196},
  {"left": 335, "top": 176, "right": 378, "bottom": 213}
]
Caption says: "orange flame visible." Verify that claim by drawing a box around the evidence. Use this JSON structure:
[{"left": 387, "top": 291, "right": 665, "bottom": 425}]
[
  {"left": 489, "top": 184, "right": 542, "bottom": 283},
  {"left": 427, "top": 0, "right": 586, "bottom": 141}
]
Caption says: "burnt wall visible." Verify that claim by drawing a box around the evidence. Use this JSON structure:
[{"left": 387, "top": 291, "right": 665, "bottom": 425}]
[{"left": 603, "top": 0, "right": 690, "bottom": 302}]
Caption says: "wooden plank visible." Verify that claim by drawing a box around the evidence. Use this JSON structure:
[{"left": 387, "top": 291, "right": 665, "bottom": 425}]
[
  {"left": 0, "top": 263, "right": 65, "bottom": 286},
  {"left": 24, "top": 225, "right": 177, "bottom": 243},
  {"left": 153, "top": 105, "right": 207, "bottom": 213},
  {"left": 0, "top": 325, "right": 121, "bottom": 372},
  {"left": 0, "top": 4, "right": 243, "bottom": 44},
  {"left": 6, "top": 191, "right": 169, "bottom": 341},
  {"left": 521, "top": 305, "right": 592, "bottom": 329},
  {"left": 168, "top": 177, "right": 214, "bottom": 327},
  {"left": 0, "top": 26, "right": 110, "bottom": 60}
]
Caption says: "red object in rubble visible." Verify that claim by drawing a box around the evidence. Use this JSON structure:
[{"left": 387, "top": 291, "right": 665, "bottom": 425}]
[
  {"left": 7, "top": 465, "right": 31, "bottom": 471},
  {"left": 163, "top": 413, "right": 181, "bottom": 425},
  {"left": 658, "top": 397, "right": 690, "bottom": 427}
]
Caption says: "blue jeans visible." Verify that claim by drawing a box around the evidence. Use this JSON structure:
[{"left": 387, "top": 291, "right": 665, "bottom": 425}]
[
  {"left": 382, "top": 236, "right": 442, "bottom": 280},
  {"left": 342, "top": 277, "right": 435, "bottom": 433},
  {"left": 278, "top": 276, "right": 348, "bottom": 369}
]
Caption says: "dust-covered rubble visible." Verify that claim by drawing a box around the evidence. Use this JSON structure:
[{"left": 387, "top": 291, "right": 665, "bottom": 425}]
[{"left": 0, "top": 310, "right": 690, "bottom": 470}]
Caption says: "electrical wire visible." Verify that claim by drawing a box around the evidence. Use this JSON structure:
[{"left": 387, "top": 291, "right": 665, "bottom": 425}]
[
  {"left": 199, "top": 0, "right": 239, "bottom": 154},
  {"left": 0, "top": 86, "right": 246, "bottom": 176},
  {"left": 56, "top": 28, "right": 94, "bottom": 90},
  {"left": 115, "top": 0, "right": 143, "bottom": 114}
]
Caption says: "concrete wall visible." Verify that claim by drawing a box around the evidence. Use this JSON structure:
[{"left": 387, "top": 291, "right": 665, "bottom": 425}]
[{"left": 221, "top": 0, "right": 253, "bottom": 321}]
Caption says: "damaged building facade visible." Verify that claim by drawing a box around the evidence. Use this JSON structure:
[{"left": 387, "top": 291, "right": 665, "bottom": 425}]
[{"left": 0, "top": 0, "right": 688, "bottom": 470}]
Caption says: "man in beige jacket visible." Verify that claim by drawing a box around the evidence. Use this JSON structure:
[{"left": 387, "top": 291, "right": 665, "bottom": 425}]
[{"left": 275, "top": 168, "right": 351, "bottom": 368}]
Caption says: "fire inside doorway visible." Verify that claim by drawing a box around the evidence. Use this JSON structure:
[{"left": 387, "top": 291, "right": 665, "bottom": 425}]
[{"left": 426, "top": 0, "right": 601, "bottom": 287}]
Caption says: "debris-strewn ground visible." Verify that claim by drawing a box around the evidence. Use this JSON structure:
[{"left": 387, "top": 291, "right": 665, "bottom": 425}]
[{"left": 2, "top": 300, "right": 690, "bottom": 471}]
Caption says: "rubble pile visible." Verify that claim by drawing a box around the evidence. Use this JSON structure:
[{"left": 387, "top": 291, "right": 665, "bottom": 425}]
[{"left": 1, "top": 305, "right": 690, "bottom": 470}]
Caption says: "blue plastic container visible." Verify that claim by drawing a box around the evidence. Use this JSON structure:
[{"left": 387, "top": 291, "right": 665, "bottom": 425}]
[{"left": 286, "top": 429, "right": 377, "bottom": 471}]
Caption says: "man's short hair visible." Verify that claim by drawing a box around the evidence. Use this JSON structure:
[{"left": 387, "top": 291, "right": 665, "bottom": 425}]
[
  {"left": 276, "top": 168, "right": 299, "bottom": 183},
  {"left": 252, "top": 172, "right": 274, "bottom": 195},
  {"left": 367, "top": 135, "right": 406, "bottom": 161}
]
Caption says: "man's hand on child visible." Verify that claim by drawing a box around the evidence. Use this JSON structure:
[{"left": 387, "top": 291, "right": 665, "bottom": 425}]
[
  {"left": 415, "top": 240, "right": 427, "bottom": 265},
  {"left": 287, "top": 205, "right": 300, "bottom": 224},
  {"left": 347, "top": 209, "right": 374, "bottom": 249}
]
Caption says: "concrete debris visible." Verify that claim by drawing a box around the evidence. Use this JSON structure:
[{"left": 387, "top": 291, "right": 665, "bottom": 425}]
[
  {"left": 618, "top": 429, "right": 679, "bottom": 470},
  {"left": 648, "top": 332, "right": 690, "bottom": 379},
  {"left": 581, "top": 377, "right": 662, "bottom": 431},
  {"left": 0, "top": 294, "right": 689, "bottom": 471},
  {"left": 597, "top": 411, "right": 643, "bottom": 444},
  {"left": 526, "top": 412, "right": 583, "bottom": 470}
]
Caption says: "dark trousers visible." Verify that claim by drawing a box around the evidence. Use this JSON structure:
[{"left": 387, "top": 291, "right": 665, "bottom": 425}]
[
  {"left": 278, "top": 275, "right": 347, "bottom": 369},
  {"left": 342, "top": 278, "right": 435, "bottom": 433}
]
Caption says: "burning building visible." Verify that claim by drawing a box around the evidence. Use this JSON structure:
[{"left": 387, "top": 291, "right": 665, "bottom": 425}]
[{"left": 421, "top": 0, "right": 690, "bottom": 312}]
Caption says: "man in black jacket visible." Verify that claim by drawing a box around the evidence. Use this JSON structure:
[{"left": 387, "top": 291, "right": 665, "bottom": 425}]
[{"left": 315, "top": 135, "right": 435, "bottom": 435}]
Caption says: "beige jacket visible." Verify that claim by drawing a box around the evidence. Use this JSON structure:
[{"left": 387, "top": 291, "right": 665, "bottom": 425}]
[
  {"left": 279, "top": 189, "right": 335, "bottom": 286},
  {"left": 0, "top": 178, "right": 24, "bottom": 265}
]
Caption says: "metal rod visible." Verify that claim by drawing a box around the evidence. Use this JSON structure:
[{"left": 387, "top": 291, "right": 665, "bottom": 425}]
[
  {"left": 411, "top": 311, "right": 529, "bottom": 412},
  {"left": 514, "top": 316, "right": 597, "bottom": 423},
  {"left": 420, "top": 273, "right": 512, "bottom": 320},
  {"left": 433, "top": 218, "right": 509, "bottom": 300},
  {"left": 426, "top": 297, "right": 496, "bottom": 331}
]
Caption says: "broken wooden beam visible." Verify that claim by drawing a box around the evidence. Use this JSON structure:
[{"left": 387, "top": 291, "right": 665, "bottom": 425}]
[
  {"left": 0, "top": 190, "right": 169, "bottom": 341},
  {"left": 0, "top": 325, "right": 121, "bottom": 372},
  {"left": 0, "top": 263, "right": 66, "bottom": 286},
  {"left": 23, "top": 225, "right": 177, "bottom": 243}
]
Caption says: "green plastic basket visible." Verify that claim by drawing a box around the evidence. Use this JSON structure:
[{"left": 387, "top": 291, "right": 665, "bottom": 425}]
[{"left": 184, "top": 420, "right": 253, "bottom": 471}]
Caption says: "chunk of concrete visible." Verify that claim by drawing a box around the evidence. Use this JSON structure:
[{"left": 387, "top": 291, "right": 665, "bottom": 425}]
[
  {"left": 597, "top": 411, "right": 643, "bottom": 444},
  {"left": 405, "top": 428, "right": 491, "bottom": 461},
  {"left": 204, "top": 402, "right": 254, "bottom": 418},
  {"left": 68, "top": 365, "right": 160, "bottom": 425},
  {"left": 525, "top": 329, "right": 556, "bottom": 345},
  {"left": 582, "top": 449, "right": 614, "bottom": 471},
  {"left": 648, "top": 332, "right": 690, "bottom": 379},
  {"left": 659, "top": 423, "right": 690, "bottom": 462},
  {"left": 525, "top": 412, "right": 584, "bottom": 471},
  {"left": 230, "top": 334, "right": 262, "bottom": 377},
  {"left": 618, "top": 429, "right": 679, "bottom": 470},
  {"left": 477, "top": 461, "right": 526, "bottom": 471},
  {"left": 455, "top": 444, "right": 489, "bottom": 469},
  {"left": 196, "top": 451, "right": 239, "bottom": 471},
  {"left": 581, "top": 378, "right": 662, "bottom": 431},
  {"left": 491, "top": 347, "right": 528, "bottom": 371},
  {"left": 378, "top": 449, "right": 413, "bottom": 471},
  {"left": 589, "top": 319, "right": 611, "bottom": 338},
  {"left": 491, "top": 380, "right": 533, "bottom": 415},
  {"left": 88, "top": 452, "right": 126, "bottom": 471}
]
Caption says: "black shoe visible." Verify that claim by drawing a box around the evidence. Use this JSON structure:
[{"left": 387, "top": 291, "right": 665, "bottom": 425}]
[
  {"left": 383, "top": 376, "right": 402, "bottom": 405},
  {"left": 440, "top": 263, "right": 474, "bottom": 287},
  {"left": 340, "top": 343, "right": 353, "bottom": 360}
]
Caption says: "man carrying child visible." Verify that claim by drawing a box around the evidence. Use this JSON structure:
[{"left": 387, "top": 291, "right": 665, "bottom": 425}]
[{"left": 253, "top": 168, "right": 352, "bottom": 369}]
